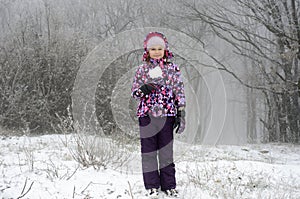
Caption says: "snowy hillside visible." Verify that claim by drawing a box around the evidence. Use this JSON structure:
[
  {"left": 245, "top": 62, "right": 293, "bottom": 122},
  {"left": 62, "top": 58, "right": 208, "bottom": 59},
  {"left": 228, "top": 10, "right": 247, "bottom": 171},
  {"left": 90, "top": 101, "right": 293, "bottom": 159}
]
[{"left": 0, "top": 134, "right": 299, "bottom": 199}]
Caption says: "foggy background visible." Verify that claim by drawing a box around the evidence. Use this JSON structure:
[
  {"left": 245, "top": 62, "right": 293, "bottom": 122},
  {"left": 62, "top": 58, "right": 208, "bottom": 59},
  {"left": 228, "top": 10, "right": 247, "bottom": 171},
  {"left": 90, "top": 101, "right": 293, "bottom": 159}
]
[{"left": 0, "top": 0, "right": 299, "bottom": 144}]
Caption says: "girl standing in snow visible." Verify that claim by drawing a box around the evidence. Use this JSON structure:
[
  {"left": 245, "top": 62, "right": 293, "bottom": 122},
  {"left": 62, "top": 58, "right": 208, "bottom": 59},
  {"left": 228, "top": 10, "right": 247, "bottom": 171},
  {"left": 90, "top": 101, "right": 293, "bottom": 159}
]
[{"left": 131, "top": 32, "right": 186, "bottom": 198}]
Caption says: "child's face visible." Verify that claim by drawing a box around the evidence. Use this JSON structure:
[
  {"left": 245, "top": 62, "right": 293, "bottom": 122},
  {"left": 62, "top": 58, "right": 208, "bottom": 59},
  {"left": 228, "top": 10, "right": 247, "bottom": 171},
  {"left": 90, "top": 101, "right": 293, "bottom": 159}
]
[{"left": 148, "top": 45, "right": 165, "bottom": 59}]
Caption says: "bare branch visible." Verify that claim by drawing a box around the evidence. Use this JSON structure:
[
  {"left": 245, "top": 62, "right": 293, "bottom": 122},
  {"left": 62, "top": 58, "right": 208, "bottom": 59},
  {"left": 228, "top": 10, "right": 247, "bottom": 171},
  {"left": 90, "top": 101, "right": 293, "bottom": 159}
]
[{"left": 17, "top": 178, "right": 34, "bottom": 199}]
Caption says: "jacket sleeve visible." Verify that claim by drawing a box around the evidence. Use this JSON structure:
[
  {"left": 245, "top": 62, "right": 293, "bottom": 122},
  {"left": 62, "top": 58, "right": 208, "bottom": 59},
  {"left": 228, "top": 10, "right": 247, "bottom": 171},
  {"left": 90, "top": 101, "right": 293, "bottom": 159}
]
[
  {"left": 131, "top": 65, "right": 145, "bottom": 99},
  {"left": 173, "top": 64, "right": 186, "bottom": 108}
]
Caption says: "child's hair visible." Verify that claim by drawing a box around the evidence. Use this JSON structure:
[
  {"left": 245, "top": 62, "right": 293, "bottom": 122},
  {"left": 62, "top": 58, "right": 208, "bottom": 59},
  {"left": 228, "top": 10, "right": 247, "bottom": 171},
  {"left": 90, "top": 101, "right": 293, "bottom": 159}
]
[{"left": 144, "top": 51, "right": 168, "bottom": 62}]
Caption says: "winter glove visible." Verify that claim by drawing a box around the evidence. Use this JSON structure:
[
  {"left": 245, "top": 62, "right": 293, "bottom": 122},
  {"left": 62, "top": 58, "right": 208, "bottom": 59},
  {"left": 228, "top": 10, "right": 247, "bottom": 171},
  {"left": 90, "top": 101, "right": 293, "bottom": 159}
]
[
  {"left": 173, "top": 109, "right": 186, "bottom": 134},
  {"left": 139, "top": 83, "right": 157, "bottom": 95}
]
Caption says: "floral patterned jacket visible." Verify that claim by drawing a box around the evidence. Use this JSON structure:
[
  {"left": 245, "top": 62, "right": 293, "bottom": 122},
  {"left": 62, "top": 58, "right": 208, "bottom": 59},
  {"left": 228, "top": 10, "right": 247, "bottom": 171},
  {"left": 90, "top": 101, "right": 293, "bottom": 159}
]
[{"left": 131, "top": 59, "right": 186, "bottom": 117}]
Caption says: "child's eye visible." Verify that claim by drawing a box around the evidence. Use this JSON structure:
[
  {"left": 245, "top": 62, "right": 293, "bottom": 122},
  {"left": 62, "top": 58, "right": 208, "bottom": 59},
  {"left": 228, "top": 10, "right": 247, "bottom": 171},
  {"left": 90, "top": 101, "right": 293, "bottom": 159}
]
[{"left": 149, "top": 48, "right": 164, "bottom": 51}]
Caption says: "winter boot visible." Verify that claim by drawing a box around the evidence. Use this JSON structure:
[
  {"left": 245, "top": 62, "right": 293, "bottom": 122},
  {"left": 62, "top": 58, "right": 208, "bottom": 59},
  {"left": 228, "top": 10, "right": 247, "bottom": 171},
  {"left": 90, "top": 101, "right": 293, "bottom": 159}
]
[
  {"left": 164, "top": 189, "right": 179, "bottom": 197},
  {"left": 147, "top": 188, "right": 159, "bottom": 198}
]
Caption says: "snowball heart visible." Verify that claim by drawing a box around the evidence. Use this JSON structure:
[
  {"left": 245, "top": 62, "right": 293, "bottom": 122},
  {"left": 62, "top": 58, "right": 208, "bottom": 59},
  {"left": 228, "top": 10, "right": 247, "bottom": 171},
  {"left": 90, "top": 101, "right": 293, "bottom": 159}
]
[{"left": 149, "top": 66, "right": 163, "bottom": 78}]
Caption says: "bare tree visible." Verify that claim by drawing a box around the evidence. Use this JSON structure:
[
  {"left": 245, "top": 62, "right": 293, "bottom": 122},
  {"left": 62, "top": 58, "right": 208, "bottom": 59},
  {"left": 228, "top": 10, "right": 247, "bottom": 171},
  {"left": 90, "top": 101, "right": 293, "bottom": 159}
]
[
  {"left": 175, "top": 0, "right": 300, "bottom": 143},
  {"left": 0, "top": 0, "right": 143, "bottom": 134}
]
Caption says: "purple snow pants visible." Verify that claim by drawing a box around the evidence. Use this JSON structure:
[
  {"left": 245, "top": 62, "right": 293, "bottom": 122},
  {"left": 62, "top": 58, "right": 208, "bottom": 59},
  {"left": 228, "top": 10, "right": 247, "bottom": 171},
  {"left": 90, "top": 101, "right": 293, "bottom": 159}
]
[{"left": 138, "top": 115, "right": 176, "bottom": 191}]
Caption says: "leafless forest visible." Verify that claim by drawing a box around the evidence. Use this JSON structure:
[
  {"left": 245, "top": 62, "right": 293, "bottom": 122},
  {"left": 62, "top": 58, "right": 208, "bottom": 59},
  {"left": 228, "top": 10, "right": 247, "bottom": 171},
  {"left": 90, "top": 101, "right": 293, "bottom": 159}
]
[{"left": 0, "top": 0, "right": 299, "bottom": 143}]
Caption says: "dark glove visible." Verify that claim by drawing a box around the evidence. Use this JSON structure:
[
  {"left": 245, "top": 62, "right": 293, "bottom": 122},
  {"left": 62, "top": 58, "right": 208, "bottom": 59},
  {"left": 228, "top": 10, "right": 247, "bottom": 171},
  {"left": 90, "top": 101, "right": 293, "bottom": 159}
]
[
  {"left": 173, "top": 109, "right": 186, "bottom": 134},
  {"left": 140, "top": 83, "right": 157, "bottom": 95}
]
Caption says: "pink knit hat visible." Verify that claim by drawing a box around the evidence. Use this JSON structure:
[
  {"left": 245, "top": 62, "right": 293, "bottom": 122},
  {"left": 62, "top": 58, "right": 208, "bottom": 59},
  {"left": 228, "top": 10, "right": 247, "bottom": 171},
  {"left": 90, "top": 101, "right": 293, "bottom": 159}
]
[
  {"left": 146, "top": 36, "right": 166, "bottom": 49},
  {"left": 142, "top": 32, "right": 174, "bottom": 61}
]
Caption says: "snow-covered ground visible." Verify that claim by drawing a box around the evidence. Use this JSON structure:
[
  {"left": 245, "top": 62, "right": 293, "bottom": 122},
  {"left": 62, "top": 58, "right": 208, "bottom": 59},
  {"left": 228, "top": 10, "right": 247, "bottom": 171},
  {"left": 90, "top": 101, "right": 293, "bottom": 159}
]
[{"left": 0, "top": 134, "right": 300, "bottom": 199}]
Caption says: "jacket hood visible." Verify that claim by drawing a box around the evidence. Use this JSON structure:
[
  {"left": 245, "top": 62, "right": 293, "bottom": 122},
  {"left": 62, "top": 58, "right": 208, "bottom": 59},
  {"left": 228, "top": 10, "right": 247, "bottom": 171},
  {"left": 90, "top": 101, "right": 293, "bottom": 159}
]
[{"left": 142, "top": 32, "right": 174, "bottom": 61}]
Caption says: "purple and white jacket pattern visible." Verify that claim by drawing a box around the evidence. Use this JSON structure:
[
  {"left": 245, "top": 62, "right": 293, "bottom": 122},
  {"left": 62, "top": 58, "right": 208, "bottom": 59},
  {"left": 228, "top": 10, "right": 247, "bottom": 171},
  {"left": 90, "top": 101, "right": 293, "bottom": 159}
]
[{"left": 131, "top": 59, "right": 186, "bottom": 117}]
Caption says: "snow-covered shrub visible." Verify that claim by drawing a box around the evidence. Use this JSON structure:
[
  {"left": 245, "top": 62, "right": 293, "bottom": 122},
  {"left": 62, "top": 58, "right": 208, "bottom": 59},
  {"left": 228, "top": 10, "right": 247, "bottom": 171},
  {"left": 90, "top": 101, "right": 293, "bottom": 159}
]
[{"left": 60, "top": 120, "right": 135, "bottom": 171}]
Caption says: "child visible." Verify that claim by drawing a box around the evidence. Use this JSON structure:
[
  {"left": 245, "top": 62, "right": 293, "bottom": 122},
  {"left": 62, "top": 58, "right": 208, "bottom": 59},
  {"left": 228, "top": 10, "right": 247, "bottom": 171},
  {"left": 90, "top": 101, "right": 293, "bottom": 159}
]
[{"left": 131, "top": 32, "right": 186, "bottom": 198}]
